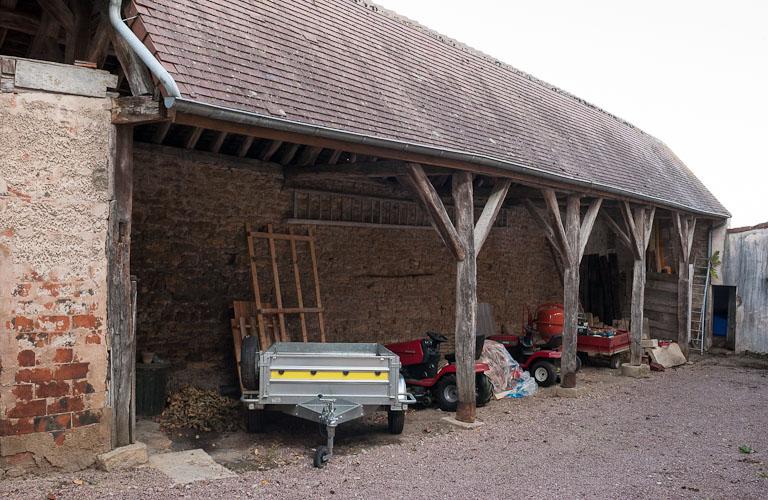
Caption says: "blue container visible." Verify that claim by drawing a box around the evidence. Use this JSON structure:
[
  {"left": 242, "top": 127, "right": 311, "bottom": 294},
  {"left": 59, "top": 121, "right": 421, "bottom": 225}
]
[{"left": 713, "top": 314, "right": 727, "bottom": 337}]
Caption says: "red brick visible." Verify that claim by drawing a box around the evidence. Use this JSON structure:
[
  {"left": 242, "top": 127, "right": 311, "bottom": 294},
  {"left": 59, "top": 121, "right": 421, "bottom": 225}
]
[
  {"left": 47, "top": 396, "right": 84, "bottom": 414},
  {"left": 15, "top": 367, "right": 52, "bottom": 384},
  {"left": 12, "top": 384, "right": 33, "bottom": 401},
  {"left": 36, "top": 315, "right": 69, "bottom": 332},
  {"left": 41, "top": 282, "right": 61, "bottom": 297},
  {"left": 17, "top": 349, "right": 35, "bottom": 367},
  {"left": 0, "top": 418, "right": 35, "bottom": 436},
  {"left": 35, "top": 381, "right": 70, "bottom": 398},
  {"left": 72, "top": 314, "right": 101, "bottom": 329},
  {"left": 11, "top": 316, "right": 34, "bottom": 332},
  {"left": 85, "top": 334, "right": 101, "bottom": 344},
  {"left": 72, "top": 380, "right": 95, "bottom": 395},
  {"left": 12, "top": 283, "right": 31, "bottom": 297},
  {"left": 73, "top": 410, "right": 101, "bottom": 427},
  {"left": 54, "top": 362, "right": 89, "bottom": 380},
  {"left": 52, "top": 348, "right": 73, "bottom": 364},
  {"left": 7, "top": 399, "right": 46, "bottom": 418},
  {"left": 34, "top": 413, "right": 71, "bottom": 433},
  {"left": 52, "top": 430, "right": 66, "bottom": 446}
]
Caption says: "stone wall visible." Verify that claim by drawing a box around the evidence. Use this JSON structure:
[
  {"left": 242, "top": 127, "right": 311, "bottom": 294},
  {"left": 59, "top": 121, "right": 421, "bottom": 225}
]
[
  {"left": 130, "top": 145, "right": 564, "bottom": 388},
  {"left": 0, "top": 91, "right": 112, "bottom": 475}
]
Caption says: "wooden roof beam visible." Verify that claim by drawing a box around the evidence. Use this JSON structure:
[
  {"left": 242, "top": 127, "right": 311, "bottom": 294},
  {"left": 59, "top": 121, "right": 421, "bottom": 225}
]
[{"left": 0, "top": 7, "right": 37, "bottom": 35}]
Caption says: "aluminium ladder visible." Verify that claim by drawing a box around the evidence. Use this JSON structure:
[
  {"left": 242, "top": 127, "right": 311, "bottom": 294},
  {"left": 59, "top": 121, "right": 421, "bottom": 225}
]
[{"left": 690, "top": 257, "right": 711, "bottom": 354}]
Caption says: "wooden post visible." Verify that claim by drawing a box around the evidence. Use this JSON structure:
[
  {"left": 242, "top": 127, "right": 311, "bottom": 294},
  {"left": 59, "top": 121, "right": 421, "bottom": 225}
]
[
  {"left": 107, "top": 125, "right": 134, "bottom": 447},
  {"left": 673, "top": 212, "right": 696, "bottom": 359},
  {"left": 452, "top": 172, "right": 476, "bottom": 422},
  {"left": 603, "top": 204, "right": 655, "bottom": 366},
  {"left": 526, "top": 192, "right": 603, "bottom": 388}
]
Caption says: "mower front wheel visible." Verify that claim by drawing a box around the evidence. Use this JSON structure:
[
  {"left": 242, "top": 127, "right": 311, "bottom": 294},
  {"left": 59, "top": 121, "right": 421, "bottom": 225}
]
[
  {"left": 530, "top": 361, "right": 557, "bottom": 387},
  {"left": 434, "top": 374, "right": 459, "bottom": 412},
  {"left": 476, "top": 374, "right": 493, "bottom": 407}
]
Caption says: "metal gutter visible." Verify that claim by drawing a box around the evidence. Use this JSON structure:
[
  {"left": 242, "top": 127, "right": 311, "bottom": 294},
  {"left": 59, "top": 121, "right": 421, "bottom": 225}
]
[
  {"left": 108, "top": 0, "right": 180, "bottom": 105},
  {"left": 166, "top": 97, "right": 730, "bottom": 219}
]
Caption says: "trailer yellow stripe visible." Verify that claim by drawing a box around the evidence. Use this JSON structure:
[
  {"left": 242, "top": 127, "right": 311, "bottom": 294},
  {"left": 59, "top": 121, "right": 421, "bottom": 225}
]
[{"left": 270, "top": 370, "right": 387, "bottom": 381}]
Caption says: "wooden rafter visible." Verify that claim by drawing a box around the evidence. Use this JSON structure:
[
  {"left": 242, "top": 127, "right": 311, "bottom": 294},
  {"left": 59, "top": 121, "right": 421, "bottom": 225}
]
[
  {"left": 260, "top": 140, "right": 282, "bottom": 161},
  {"left": 297, "top": 146, "right": 322, "bottom": 166},
  {"left": 238, "top": 136, "right": 254, "bottom": 157},
  {"left": 280, "top": 143, "right": 300, "bottom": 164},
  {"left": 37, "top": 0, "right": 74, "bottom": 32},
  {"left": 87, "top": 15, "right": 111, "bottom": 67},
  {"left": 327, "top": 150, "right": 342, "bottom": 165},
  {"left": 185, "top": 127, "right": 203, "bottom": 149},
  {"left": 152, "top": 122, "right": 171, "bottom": 144},
  {"left": 0, "top": 6, "right": 36, "bottom": 36},
  {"left": 210, "top": 131, "right": 227, "bottom": 153}
]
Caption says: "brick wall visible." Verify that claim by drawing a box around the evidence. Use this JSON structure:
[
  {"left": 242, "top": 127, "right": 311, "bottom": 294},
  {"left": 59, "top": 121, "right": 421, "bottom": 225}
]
[
  {"left": 0, "top": 91, "right": 112, "bottom": 476},
  {"left": 131, "top": 145, "right": 563, "bottom": 388}
]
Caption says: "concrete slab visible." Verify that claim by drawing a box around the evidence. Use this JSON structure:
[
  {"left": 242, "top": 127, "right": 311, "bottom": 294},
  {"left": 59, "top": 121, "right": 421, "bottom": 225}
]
[
  {"left": 648, "top": 343, "right": 687, "bottom": 368},
  {"left": 621, "top": 363, "right": 651, "bottom": 378},
  {"left": 148, "top": 449, "right": 237, "bottom": 485},
  {"left": 553, "top": 386, "right": 587, "bottom": 398},
  {"left": 441, "top": 416, "right": 485, "bottom": 429}
]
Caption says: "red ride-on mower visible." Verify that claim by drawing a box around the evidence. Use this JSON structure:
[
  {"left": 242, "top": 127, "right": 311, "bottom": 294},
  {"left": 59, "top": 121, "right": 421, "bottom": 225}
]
[
  {"left": 488, "top": 303, "right": 580, "bottom": 387},
  {"left": 386, "top": 332, "right": 493, "bottom": 411}
]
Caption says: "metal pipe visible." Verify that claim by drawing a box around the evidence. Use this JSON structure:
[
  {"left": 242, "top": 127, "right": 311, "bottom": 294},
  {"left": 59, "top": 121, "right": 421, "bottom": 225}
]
[
  {"left": 108, "top": 0, "right": 180, "bottom": 105},
  {"left": 167, "top": 97, "right": 730, "bottom": 219}
]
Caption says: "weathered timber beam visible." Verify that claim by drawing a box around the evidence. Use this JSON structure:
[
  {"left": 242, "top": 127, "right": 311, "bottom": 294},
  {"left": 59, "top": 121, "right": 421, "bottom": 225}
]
[
  {"left": 297, "top": 146, "right": 322, "bottom": 166},
  {"left": 109, "top": 24, "right": 153, "bottom": 96},
  {"left": 112, "top": 96, "right": 166, "bottom": 125},
  {"left": 560, "top": 194, "right": 582, "bottom": 389},
  {"left": 65, "top": 0, "right": 89, "bottom": 63},
  {"left": 27, "top": 12, "right": 57, "bottom": 60},
  {"left": 280, "top": 143, "right": 300, "bottom": 164},
  {"left": 327, "top": 150, "right": 342, "bottom": 165},
  {"left": 284, "top": 160, "right": 406, "bottom": 181},
  {"left": 37, "top": 0, "right": 74, "bottom": 32},
  {"left": 0, "top": 8, "right": 38, "bottom": 35},
  {"left": 452, "top": 171, "right": 477, "bottom": 423},
  {"left": 260, "top": 140, "right": 282, "bottom": 161},
  {"left": 87, "top": 16, "right": 111, "bottom": 67},
  {"left": 542, "top": 189, "right": 573, "bottom": 265},
  {"left": 152, "top": 121, "right": 171, "bottom": 144},
  {"left": 474, "top": 178, "right": 511, "bottom": 254},
  {"left": 523, "top": 198, "right": 567, "bottom": 267},
  {"left": 238, "top": 136, "right": 254, "bottom": 157},
  {"left": 404, "top": 163, "right": 466, "bottom": 261},
  {"left": 600, "top": 211, "right": 635, "bottom": 254},
  {"left": 577, "top": 198, "right": 603, "bottom": 262}
]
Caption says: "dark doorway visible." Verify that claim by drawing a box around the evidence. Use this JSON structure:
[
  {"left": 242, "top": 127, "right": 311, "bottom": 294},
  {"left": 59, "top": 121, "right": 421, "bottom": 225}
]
[{"left": 712, "top": 285, "right": 736, "bottom": 349}]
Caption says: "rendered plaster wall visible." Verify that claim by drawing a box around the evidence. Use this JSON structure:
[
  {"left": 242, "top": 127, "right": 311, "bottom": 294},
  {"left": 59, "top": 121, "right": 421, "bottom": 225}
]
[{"left": 0, "top": 90, "right": 112, "bottom": 476}]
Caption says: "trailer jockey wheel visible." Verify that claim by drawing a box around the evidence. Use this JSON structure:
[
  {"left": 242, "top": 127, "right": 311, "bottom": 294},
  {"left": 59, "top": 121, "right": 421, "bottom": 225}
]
[
  {"left": 387, "top": 410, "right": 405, "bottom": 434},
  {"left": 531, "top": 361, "right": 557, "bottom": 387},
  {"left": 314, "top": 445, "right": 330, "bottom": 468}
]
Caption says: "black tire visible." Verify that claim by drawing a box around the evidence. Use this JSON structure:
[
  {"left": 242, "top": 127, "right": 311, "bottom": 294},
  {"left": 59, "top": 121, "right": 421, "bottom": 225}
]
[
  {"left": 434, "top": 374, "right": 458, "bottom": 412},
  {"left": 475, "top": 374, "right": 493, "bottom": 407},
  {"left": 609, "top": 353, "right": 623, "bottom": 370},
  {"left": 530, "top": 361, "right": 557, "bottom": 387},
  {"left": 387, "top": 410, "right": 405, "bottom": 434},
  {"left": 240, "top": 336, "right": 260, "bottom": 391},
  {"left": 575, "top": 355, "right": 583, "bottom": 372},
  {"left": 578, "top": 352, "right": 590, "bottom": 367},
  {"left": 246, "top": 409, "right": 265, "bottom": 433},
  {"left": 313, "top": 445, "right": 329, "bottom": 468}
]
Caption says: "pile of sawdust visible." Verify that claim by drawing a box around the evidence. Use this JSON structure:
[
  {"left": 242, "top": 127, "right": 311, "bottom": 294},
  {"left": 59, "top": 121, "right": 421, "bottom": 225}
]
[{"left": 160, "top": 385, "right": 243, "bottom": 433}]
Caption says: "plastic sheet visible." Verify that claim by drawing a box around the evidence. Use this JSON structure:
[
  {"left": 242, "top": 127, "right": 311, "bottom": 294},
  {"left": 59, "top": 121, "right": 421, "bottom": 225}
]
[{"left": 479, "top": 340, "right": 537, "bottom": 398}]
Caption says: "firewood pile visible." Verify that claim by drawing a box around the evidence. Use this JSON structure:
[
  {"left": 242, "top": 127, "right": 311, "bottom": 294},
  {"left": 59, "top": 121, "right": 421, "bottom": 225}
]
[{"left": 159, "top": 386, "right": 243, "bottom": 433}]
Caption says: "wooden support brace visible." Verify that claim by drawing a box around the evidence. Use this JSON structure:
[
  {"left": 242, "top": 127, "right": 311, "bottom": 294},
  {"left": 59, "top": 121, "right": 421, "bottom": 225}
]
[{"left": 474, "top": 178, "right": 511, "bottom": 254}]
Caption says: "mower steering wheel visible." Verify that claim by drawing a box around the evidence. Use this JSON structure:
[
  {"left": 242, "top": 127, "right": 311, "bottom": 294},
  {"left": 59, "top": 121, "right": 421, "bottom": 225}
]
[{"left": 427, "top": 331, "right": 449, "bottom": 343}]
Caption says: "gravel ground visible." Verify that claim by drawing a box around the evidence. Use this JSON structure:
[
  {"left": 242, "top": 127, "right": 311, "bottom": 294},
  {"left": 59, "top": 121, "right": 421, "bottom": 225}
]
[{"left": 3, "top": 358, "right": 767, "bottom": 499}]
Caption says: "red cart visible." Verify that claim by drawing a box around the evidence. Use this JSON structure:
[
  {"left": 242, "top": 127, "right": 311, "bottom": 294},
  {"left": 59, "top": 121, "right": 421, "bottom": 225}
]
[{"left": 577, "top": 330, "right": 630, "bottom": 369}]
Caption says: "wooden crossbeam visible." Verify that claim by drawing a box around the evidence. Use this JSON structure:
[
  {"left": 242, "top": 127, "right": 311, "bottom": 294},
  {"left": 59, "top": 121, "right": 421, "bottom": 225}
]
[
  {"left": 152, "top": 122, "right": 171, "bottom": 144},
  {"left": 280, "top": 143, "right": 300, "bottom": 164},
  {"left": 403, "top": 163, "right": 466, "bottom": 261},
  {"left": 327, "top": 150, "right": 342, "bottom": 165},
  {"left": 0, "top": 7, "right": 38, "bottom": 35},
  {"left": 86, "top": 16, "right": 111, "bottom": 68},
  {"left": 523, "top": 199, "right": 566, "bottom": 267},
  {"left": 600, "top": 211, "right": 634, "bottom": 254},
  {"left": 542, "top": 189, "right": 573, "bottom": 266},
  {"left": 297, "top": 146, "right": 322, "bottom": 166},
  {"left": 112, "top": 96, "right": 166, "bottom": 125},
  {"left": 474, "top": 179, "right": 511, "bottom": 254}
]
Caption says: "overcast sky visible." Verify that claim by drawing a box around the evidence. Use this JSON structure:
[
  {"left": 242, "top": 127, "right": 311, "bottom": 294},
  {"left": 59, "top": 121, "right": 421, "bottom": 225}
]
[{"left": 375, "top": 0, "right": 767, "bottom": 227}]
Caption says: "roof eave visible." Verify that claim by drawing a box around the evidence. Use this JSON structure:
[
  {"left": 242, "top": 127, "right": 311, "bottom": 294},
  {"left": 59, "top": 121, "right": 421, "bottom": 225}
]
[{"left": 168, "top": 97, "right": 731, "bottom": 219}]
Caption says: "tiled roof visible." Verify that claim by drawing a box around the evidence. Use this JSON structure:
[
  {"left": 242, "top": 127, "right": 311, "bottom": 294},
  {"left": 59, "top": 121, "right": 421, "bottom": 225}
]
[{"left": 130, "top": 0, "right": 728, "bottom": 217}]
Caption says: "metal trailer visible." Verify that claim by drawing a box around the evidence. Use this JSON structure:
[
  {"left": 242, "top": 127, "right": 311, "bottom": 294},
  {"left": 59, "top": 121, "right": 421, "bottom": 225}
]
[{"left": 240, "top": 341, "right": 414, "bottom": 467}]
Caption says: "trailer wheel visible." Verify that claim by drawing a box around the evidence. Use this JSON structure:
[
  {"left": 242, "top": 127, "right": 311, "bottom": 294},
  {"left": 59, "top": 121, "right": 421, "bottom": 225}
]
[
  {"left": 434, "top": 374, "right": 458, "bottom": 412},
  {"left": 476, "top": 374, "right": 493, "bottom": 407},
  {"left": 246, "top": 409, "right": 265, "bottom": 433},
  {"left": 313, "top": 445, "right": 330, "bottom": 468},
  {"left": 240, "top": 336, "right": 260, "bottom": 391},
  {"left": 530, "top": 361, "right": 557, "bottom": 387},
  {"left": 387, "top": 410, "right": 405, "bottom": 434},
  {"left": 609, "top": 353, "right": 623, "bottom": 370}
]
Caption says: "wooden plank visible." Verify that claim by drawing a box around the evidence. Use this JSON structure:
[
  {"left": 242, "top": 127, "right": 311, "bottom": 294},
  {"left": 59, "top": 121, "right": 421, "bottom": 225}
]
[
  {"left": 308, "top": 227, "right": 326, "bottom": 342},
  {"left": 288, "top": 227, "right": 309, "bottom": 342},
  {"left": 112, "top": 96, "right": 166, "bottom": 125},
  {"left": 404, "top": 163, "right": 466, "bottom": 261},
  {"left": 248, "top": 230, "right": 314, "bottom": 242},
  {"left": 473, "top": 178, "right": 511, "bottom": 254},
  {"left": 255, "top": 307, "right": 324, "bottom": 314},
  {"left": 64, "top": 0, "right": 90, "bottom": 64},
  {"left": 14, "top": 59, "right": 117, "bottom": 97},
  {"left": 245, "top": 224, "right": 269, "bottom": 350},
  {"left": 238, "top": 136, "right": 255, "bottom": 157},
  {"left": 266, "top": 224, "right": 288, "bottom": 342},
  {"left": 107, "top": 125, "right": 134, "bottom": 447},
  {"left": 284, "top": 160, "right": 408, "bottom": 181},
  {"left": 452, "top": 171, "right": 477, "bottom": 423},
  {"left": 285, "top": 218, "right": 435, "bottom": 231}
]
